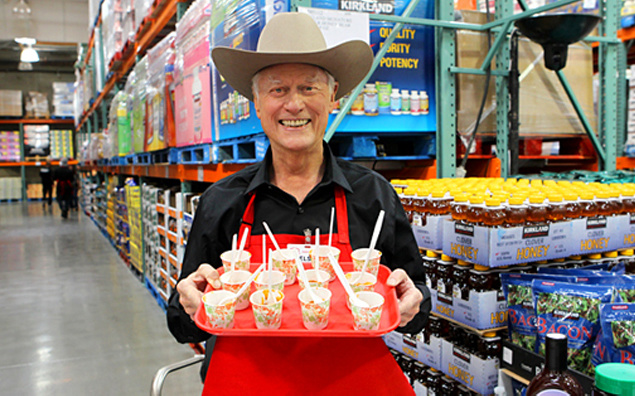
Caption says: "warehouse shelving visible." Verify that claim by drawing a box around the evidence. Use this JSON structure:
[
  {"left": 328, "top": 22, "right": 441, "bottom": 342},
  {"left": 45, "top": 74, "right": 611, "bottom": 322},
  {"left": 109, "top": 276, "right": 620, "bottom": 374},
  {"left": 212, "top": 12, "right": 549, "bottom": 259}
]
[{"left": 0, "top": 117, "right": 76, "bottom": 200}]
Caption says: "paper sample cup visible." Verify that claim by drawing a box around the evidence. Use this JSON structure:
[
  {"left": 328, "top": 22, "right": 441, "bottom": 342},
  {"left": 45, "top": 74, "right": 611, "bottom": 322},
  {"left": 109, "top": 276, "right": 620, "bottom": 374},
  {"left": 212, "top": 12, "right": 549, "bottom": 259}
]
[
  {"left": 253, "top": 270, "right": 286, "bottom": 292},
  {"left": 220, "top": 250, "right": 251, "bottom": 272},
  {"left": 344, "top": 271, "right": 378, "bottom": 308},
  {"left": 351, "top": 248, "right": 382, "bottom": 277},
  {"left": 298, "top": 287, "right": 332, "bottom": 330},
  {"left": 309, "top": 246, "right": 340, "bottom": 281},
  {"left": 202, "top": 290, "right": 236, "bottom": 329},
  {"left": 250, "top": 289, "right": 285, "bottom": 329},
  {"left": 298, "top": 269, "right": 330, "bottom": 290},
  {"left": 220, "top": 270, "right": 252, "bottom": 310},
  {"left": 271, "top": 249, "right": 297, "bottom": 285},
  {"left": 351, "top": 291, "right": 384, "bottom": 331}
]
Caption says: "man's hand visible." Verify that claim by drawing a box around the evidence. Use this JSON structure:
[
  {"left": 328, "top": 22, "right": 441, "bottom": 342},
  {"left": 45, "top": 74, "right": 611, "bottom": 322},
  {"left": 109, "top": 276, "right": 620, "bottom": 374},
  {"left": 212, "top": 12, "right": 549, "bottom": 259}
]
[
  {"left": 176, "top": 264, "right": 222, "bottom": 320},
  {"left": 386, "top": 269, "right": 423, "bottom": 327}
]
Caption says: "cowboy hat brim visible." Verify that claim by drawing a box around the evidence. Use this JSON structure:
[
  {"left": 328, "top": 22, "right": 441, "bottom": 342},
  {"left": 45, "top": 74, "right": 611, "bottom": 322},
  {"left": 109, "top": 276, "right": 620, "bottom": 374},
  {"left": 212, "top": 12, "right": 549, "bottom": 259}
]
[{"left": 211, "top": 40, "right": 374, "bottom": 102}]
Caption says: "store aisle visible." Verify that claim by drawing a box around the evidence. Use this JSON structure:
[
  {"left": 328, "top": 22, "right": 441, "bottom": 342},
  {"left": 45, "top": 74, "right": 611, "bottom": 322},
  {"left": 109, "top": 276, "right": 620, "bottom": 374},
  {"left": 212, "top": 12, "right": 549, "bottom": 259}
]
[{"left": 0, "top": 202, "right": 203, "bottom": 396}]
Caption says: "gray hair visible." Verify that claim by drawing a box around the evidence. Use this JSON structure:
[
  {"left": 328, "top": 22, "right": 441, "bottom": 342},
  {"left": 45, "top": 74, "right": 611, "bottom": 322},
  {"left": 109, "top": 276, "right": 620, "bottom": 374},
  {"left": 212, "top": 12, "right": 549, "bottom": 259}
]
[{"left": 251, "top": 67, "right": 336, "bottom": 101}]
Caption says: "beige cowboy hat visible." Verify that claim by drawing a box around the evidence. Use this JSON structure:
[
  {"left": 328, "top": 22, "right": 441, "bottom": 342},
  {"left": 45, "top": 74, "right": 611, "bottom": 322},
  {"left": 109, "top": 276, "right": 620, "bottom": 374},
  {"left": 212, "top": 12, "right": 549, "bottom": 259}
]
[{"left": 211, "top": 12, "right": 373, "bottom": 102}]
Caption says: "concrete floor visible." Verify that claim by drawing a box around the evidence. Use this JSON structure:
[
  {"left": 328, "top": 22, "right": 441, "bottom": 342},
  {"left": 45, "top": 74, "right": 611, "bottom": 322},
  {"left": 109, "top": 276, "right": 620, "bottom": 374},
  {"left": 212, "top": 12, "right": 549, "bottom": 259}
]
[{"left": 0, "top": 202, "right": 204, "bottom": 396}]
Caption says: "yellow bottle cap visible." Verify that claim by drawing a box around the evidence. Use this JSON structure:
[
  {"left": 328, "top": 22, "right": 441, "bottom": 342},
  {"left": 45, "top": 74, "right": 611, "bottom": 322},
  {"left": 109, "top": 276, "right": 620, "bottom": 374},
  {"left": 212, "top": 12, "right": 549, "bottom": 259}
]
[
  {"left": 426, "top": 250, "right": 439, "bottom": 258},
  {"left": 579, "top": 192, "right": 595, "bottom": 200},
  {"left": 469, "top": 196, "right": 485, "bottom": 204},
  {"left": 474, "top": 264, "right": 489, "bottom": 271},
  {"left": 595, "top": 190, "right": 611, "bottom": 199},
  {"left": 621, "top": 249, "right": 634, "bottom": 256},
  {"left": 547, "top": 194, "right": 564, "bottom": 203},
  {"left": 536, "top": 260, "right": 548, "bottom": 264},
  {"left": 485, "top": 197, "right": 502, "bottom": 207},
  {"left": 440, "top": 254, "right": 454, "bottom": 262},
  {"left": 403, "top": 188, "right": 417, "bottom": 196},
  {"left": 563, "top": 192, "right": 579, "bottom": 201},
  {"left": 508, "top": 196, "right": 525, "bottom": 205},
  {"left": 431, "top": 190, "right": 446, "bottom": 198},
  {"left": 603, "top": 251, "right": 618, "bottom": 258},
  {"left": 569, "top": 255, "right": 582, "bottom": 260},
  {"left": 529, "top": 195, "right": 545, "bottom": 204},
  {"left": 457, "top": 260, "right": 471, "bottom": 266},
  {"left": 587, "top": 254, "right": 602, "bottom": 260}
]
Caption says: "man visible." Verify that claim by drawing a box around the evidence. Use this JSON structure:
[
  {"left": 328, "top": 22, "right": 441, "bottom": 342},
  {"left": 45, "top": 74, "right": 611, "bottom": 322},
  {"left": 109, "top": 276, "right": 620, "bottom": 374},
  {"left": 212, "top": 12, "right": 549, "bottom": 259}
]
[
  {"left": 168, "top": 12, "right": 430, "bottom": 395},
  {"left": 39, "top": 157, "right": 53, "bottom": 206},
  {"left": 54, "top": 157, "right": 74, "bottom": 218}
]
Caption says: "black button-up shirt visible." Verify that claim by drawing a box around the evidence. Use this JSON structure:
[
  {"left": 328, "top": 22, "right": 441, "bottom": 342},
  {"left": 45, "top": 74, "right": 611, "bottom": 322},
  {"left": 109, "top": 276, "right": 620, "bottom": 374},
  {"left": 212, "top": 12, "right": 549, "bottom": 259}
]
[{"left": 167, "top": 143, "right": 430, "bottom": 343}]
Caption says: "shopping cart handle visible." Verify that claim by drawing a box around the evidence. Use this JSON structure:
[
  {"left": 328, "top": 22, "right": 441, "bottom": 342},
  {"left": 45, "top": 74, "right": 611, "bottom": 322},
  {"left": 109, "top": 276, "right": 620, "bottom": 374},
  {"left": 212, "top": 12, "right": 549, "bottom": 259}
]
[{"left": 150, "top": 354, "right": 205, "bottom": 396}]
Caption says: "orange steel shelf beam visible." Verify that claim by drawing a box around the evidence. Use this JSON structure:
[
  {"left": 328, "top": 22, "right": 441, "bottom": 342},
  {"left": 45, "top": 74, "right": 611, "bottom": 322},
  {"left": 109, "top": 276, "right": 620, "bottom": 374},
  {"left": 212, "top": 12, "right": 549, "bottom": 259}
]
[
  {"left": 136, "top": 0, "right": 178, "bottom": 55},
  {"left": 80, "top": 163, "right": 248, "bottom": 183},
  {"left": 0, "top": 118, "right": 74, "bottom": 125},
  {"left": 0, "top": 160, "right": 78, "bottom": 167},
  {"left": 617, "top": 156, "right": 635, "bottom": 170}
]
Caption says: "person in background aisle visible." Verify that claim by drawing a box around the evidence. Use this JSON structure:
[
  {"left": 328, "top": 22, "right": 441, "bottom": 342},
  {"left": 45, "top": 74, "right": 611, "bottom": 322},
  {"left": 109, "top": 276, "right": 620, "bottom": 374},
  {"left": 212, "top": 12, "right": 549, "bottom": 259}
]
[
  {"left": 54, "top": 157, "right": 75, "bottom": 219},
  {"left": 70, "top": 163, "right": 79, "bottom": 210},
  {"left": 167, "top": 12, "right": 430, "bottom": 395},
  {"left": 39, "top": 157, "right": 53, "bottom": 207}
]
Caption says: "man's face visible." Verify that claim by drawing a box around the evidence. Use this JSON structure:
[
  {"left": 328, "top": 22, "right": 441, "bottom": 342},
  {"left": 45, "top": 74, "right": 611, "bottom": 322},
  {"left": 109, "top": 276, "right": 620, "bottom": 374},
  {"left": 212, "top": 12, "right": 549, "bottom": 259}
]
[{"left": 253, "top": 63, "right": 338, "bottom": 154}]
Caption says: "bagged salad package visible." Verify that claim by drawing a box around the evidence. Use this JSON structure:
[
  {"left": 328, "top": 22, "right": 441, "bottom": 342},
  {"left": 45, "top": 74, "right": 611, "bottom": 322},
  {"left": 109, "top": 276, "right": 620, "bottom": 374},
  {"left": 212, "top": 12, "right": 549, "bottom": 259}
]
[
  {"left": 599, "top": 303, "right": 635, "bottom": 365},
  {"left": 532, "top": 280, "right": 614, "bottom": 375},
  {"left": 501, "top": 273, "right": 575, "bottom": 351}
]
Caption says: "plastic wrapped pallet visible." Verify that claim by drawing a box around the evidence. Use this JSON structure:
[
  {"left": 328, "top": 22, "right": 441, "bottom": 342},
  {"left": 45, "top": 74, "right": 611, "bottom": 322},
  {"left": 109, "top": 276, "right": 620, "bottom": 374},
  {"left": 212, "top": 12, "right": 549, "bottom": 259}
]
[
  {"left": 122, "top": 70, "right": 135, "bottom": 156},
  {"left": 0, "top": 90, "right": 23, "bottom": 117},
  {"left": 132, "top": 56, "right": 148, "bottom": 153},
  {"left": 146, "top": 32, "right": 176, "bottom": 151},
  {"left": 25, "top": 92, "right": 50, "bottom": 118},
  {"left": 174, "top": 0, "right": 212, "bottom": 147},
  {"left": 108, "top": 94, "right": 120, "bottom": 157},
  {"left": 23, "top": 125, "right": 50, "bottom": 157},
  {"left": 52, "top": 82, "right": 75, "bottom": 118},
  {"left": 101, "top": 0, "right": 124, "bottom": 67},
  {"left": 134, "top": 0, "right": 153, "bottom": 33}
]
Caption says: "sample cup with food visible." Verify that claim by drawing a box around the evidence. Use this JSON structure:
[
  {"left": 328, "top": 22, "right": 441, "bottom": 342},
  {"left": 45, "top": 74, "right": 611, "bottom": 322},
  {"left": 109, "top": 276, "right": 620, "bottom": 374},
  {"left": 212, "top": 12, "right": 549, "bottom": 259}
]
[
  {"left": 351, "top": 291, "right": 384, "bottom": 331},
  {"left": 202, "top": 290, "right": 237, "bottom": 329},
  {"left": 298, "top": 287, "right": 332, "bottom": 330},
  {"left": 220, "top": 250, "right": 251, "bottom": 272},
  {"left": 351, "top": 248, "right": 382, "bottom": 277},
  {"left": 271, "top": 249, "right": 297, "bottom": 285},
  {"left": 298, "top": 268, "right": 331, "bottom": 290},
  {"left": 344, "top": 271, "right": 377, "bottom": 308},
  {"left": 250, "top": 289, "right": 285, "bottom": 329},
  {"left": 309, "top": 246, "right": 341, "bottom": 281},
  {"left": 219, "top": 270, "right": 252, "bottom": 310},
  {"left": 253, "top": 270, "right": 286, "bottom": 292}
]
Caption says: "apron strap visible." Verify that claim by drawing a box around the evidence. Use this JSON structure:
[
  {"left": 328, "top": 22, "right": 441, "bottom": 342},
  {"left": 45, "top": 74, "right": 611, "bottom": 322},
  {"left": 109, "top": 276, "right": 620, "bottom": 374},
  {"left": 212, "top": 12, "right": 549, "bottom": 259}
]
[
  {"left": 239, "top": 193, "right": 257, "bottom": 250},
  {"left": 334, "top": 186, "right": 350, "bottom": 246}
]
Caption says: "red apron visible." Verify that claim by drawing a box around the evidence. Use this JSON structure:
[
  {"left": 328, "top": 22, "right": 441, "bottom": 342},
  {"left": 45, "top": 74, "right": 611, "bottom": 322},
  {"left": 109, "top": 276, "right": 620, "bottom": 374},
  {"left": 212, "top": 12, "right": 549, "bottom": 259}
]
[{"left": 202, "top": 187, "right": 413, "bottom": 396}]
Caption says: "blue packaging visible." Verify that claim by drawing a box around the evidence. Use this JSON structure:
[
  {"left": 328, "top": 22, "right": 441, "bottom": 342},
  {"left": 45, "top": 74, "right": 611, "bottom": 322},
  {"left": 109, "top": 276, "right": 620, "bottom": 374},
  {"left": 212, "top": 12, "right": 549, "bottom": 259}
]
[
  {"left": 599, "top": 303, "right": 635, "bottom": 365},
  {"left": 501, "top": 273, "right": 575, "bottom": 352},
  {"left": 537, "top": 267, "right": 618, "bottom": 277},
  {"left": 532, "top": 280, "right": 614, "bottom": 375}
]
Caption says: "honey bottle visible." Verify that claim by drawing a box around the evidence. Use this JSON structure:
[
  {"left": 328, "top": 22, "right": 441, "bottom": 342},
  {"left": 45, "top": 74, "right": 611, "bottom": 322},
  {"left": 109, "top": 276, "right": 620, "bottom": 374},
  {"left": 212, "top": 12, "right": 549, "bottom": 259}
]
[
  {"left": 595, "top": 190, "right": 612, "bottom": 217},
  {"left": 401, "top": 187, "right": 416, "bottom": 224},
  {"left": 466, "top": 195, "right": 485, "bottom": 226},
  {"left": 620, "top": 187, "right": 635, "bottom": 214},
  {"left": 430, "top": 189, "right": 452, "bottom": 216},
  {"left": 546, "top": 193, "right": 567, "bottom": 222},
  {"left": 422, "top": 250, "right": 439, "bottom": 290},
  {"left": 477, "top": 332, "right": 502, "bottom": 360},
  {"left": 608, "top": 190, "right": 624, "bottom": 216},
  {"left": 579, "top": 191, "right": 598, "bottom": 218},
  {"left": 468, "top": 264, "right": 494, "bottom": 293},
  {"left": 619, "top": 249, "right": 635, "bottom": 274},
  {"left": 452, "top": 259, "right": 472, "bottom": 300},
  {"left": 527, "top": 194, "right": 548, "bottom": 224},
  {"left": 602, "top": 251, "right": 619, "bottom": 271},
  {"left": 563, "top": 192, "right": 582, "bottom": 219},
  {"left": 436, "top": 254, "right": 456, "bottom": 297},
  {"left": 451, "top": 193, "right": 469, "bottom": 223},
  {"left": 482, "top": 197, "right": 506, "bottom": 227},
  {"left": 506, "top": 196, "right": 528, "bottom": 228},
  {"left": 411, "top": 189, "right": 425, "bottom": 227}
]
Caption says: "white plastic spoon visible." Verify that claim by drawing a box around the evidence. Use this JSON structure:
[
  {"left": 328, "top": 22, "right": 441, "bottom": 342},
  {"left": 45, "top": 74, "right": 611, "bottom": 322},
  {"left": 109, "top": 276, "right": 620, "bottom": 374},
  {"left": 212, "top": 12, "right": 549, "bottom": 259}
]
[
  {"left": 327, "top": 251, "right": 369, "bottom": 308},
  {"left": 294, "top": 251, "right": 324, "bottom": 304},
  {"left": 356, "top": 210, "right": 385, "bottom": 283}
]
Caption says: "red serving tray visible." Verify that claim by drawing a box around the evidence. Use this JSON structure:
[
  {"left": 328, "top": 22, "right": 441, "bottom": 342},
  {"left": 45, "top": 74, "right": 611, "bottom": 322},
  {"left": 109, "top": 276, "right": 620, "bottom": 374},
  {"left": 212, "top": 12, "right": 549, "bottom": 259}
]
[{"left": 194, "top": 263, "right": 400, "bottom": 337}]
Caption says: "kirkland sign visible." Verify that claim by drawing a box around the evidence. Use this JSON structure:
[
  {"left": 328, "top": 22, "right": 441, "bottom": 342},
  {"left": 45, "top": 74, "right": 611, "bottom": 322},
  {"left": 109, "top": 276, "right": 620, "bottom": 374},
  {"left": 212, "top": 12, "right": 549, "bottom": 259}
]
[{"left": 339, "top": 0, "right": 395, "bottom": 14}]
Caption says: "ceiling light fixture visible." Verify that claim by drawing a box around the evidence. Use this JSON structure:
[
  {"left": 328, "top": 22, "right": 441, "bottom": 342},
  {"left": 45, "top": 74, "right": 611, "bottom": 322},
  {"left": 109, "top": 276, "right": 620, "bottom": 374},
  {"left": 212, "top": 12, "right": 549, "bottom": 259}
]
[
  {"left": 18, "top": 61, "right": 33, "bottom": 71},
  {"left": 15, "top": 37, "right": 39, "bottom": 63},
  {"left": 12, "top": 0, "right": 32, "bottom": 19}
]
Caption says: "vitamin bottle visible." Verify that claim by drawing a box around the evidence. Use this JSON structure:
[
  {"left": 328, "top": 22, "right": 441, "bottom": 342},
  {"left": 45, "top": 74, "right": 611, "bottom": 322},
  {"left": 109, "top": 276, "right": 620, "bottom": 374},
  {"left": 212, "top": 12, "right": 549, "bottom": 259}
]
[
  {"left": 363, "top": 83, "right": 379, "bottom": 116},
  {"left": 401, "top": 89, "right": 410, "bottom": 113},
  {"left": 351, "top": 93, "right": 364, "bottom": 115},
  {"left": 506, "top": 196, "right": 528, "bottom": 227},
  {"left": 482, "top": 197, "right": 505, "bottom": 227},
  {"left": 410, "top": 90, "right": 421, "bottom": 115},
  {"left": 420, "top": 91, "right": 429, "bottom": 115},
  {"left": 390, "top": 88, "right": 401, "bottom": 115},
  {"left": 527, "top": 194, "right": 549, "bottom": 224}
]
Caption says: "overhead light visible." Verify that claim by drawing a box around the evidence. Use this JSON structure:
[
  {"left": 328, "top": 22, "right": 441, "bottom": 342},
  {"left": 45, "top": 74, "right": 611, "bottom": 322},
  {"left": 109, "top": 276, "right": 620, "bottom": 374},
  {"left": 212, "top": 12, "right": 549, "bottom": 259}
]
[
  {"left": 12, "top": 0, "right": 32, "bottom": 19},
  {"left": 20, "top": 46, "right": 39, "bottom": 62},
  {"left": 15, "top": 37, "right": 39, "bottom": 63}
]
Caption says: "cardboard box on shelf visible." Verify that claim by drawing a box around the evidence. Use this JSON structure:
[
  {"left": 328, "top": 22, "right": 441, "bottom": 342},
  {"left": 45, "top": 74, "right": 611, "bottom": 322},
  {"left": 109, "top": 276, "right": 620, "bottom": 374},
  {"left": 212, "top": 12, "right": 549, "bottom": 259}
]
[
  {"left": 0, "top": 90, "right": 23, "bottom": 117},
  {"left": 431, "top": 288, "right": 508, "bottom": 330},
  {"left": 456, "top": 11, "right": 596, "bottom": 145}
]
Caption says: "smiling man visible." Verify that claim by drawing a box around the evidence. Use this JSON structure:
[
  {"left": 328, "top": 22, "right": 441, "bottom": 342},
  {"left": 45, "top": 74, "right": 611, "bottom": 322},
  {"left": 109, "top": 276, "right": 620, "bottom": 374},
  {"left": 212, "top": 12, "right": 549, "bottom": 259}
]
[{"left": 167, "top": 12, "right": 430, "bottom": 395}]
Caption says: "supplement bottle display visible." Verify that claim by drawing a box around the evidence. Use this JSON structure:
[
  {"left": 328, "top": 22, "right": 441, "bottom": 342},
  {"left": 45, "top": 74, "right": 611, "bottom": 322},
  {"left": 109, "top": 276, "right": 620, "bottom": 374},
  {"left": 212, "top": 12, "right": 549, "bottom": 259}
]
[
  {"left": 410, "top": 90, "right": 421, "bottom": 115},
  {"left": 420, "top": 91, "right": 429, "bottom": 115},
  {"left": 351, "top": 93, "right": 364, "bottom": 115},
  {"left": 363, "top": 83, "right": 379, "bottom": 116},
  {"left": 390, "top": 88, "right": 401, "bottom": 115},
  {"left": 401, "top": 89, "right": 410, "bottom": 113}
]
